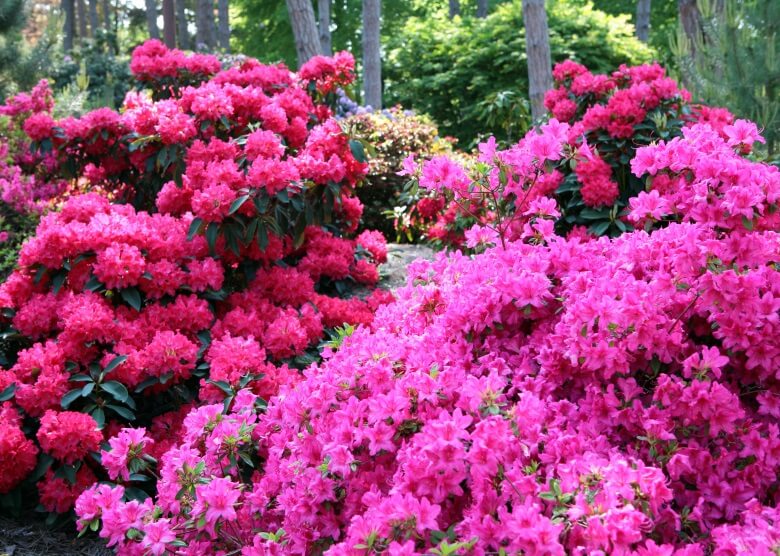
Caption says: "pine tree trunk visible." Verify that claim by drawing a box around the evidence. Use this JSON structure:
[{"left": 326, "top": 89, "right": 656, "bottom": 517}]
[
  {"left": 636, "top": 0, "right": 650, "bottom": 42},
  {"left": 217, "top": 0, "right": 229, "bottom": 51},
  {"left": 522, "top": 0, "right": 553, "bottom": 121},
  {"left": 318, "top": 0, "right": 332, "bottom": 56},
  {"left": 362, "top": 0, "right": 381, "bottom": 108},
  {"left": 476, "top": 0, "right": 488, "bottom": 18},
  {"left": 62, "top": 0, "right": 75, "bottom": 51},
  {"left": 285, "top": 0, "right": 321, "bottom": 67},
  {"left": 88, "top": 0, "right": 98, "bottom": 36},
  {"left": 101, "top": 0, "right": 110, "bottom": 30},
  {"left": 77, "top": 0, "right": 88, "bottom": 40},
  {"left": 449, "top": 0, "right": 459, "bottom": 18},
  {"left": 678, "top": 0, "right": 701, "bottom": 57},
  {"left": 163, "top": 0, "right": 176, "bottom": 47},
  {"left": 196, "top": 0, "right": 215, "bottom": 50},
  {"left": 145, "top": 0, "right": 159, "bottom": 39},
  {"left": 176, "top": 0, "right": 189, "bottom": 49}
]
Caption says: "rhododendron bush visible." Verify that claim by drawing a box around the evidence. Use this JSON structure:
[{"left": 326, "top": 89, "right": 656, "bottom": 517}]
[
  {"left": 401, "top": 60, "right": 751, "bottom": 250},
  {"left": 71, "top": 105, "right": 780, "bottom": 554},
  {"left": 0, "top": 41, "right": 391, "bottom": 516}
]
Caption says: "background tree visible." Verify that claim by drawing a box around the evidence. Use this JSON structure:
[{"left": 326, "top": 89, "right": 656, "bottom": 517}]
[
  {"left": 89, "top": 0, "right": 99, "bottom": 35},
  {"left": 217, "top": 0, "right": 229, "bottom": 50},
  {"left": 675, "top": 0, "right": 779, "bottom": 157},
  {"left": 62, "top": 0, "right": 75, "bottom": 50},
  {"left": 362, "top": 0, "right": 381, "bottom": 107},
  {"left": 145, "top": 0, "right": 159, "bottom": 38},
  {"left": 522, "top": 0, "right": 552, "bottom": 120},
  {"left": 449, "top": 0, "right": 459, "bottom": 18},
  {"left": 102, "top": 0, "right": 111, "bottom": 29},
  {"left": 318, "top": 0, "right": 331, "bottom": 55},
  {"left": 176, "top": 0, "right": 189, "bottom": 48},
  {"left": 196, "top": 0, "right": 215, "bottom": 49},
  {"left": 477, "top": 0, "right": 488, "bottom": 18},
  {"left": 77, "top": 0, "right": 88, "bottom": 39},
  {"left": 285, "top": 0, "right": 321, "bottom": 66},
  {"left": 163, "top": 0, "right": 175, "bottom": 46},
  {"left": 635, "top": 0, "right": 650, "bottom": 42}
]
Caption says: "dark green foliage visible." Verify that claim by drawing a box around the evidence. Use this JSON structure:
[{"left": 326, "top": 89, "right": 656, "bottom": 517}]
[
  {"left": 675, "top": 0, "right": 780, "bottom": 158},
  {"left": 384, "top": 0, "right": 655, "bottom": 147}
]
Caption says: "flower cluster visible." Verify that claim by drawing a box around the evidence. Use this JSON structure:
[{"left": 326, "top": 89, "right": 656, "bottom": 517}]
[
  {"left": 0, "top": 42, "right": 389, "bottom": 514},
  {"left": 402, "top": 61, "right": 705, "bottom": 249},
  {"left": 78, "top": 138, "right": 780, "bottom": 551}
]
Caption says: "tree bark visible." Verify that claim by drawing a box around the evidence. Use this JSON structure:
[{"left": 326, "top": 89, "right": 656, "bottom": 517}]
[
  {"left": 88, "top": 0, "right": 98, "bottom": 36},
  {"left": 318, "top": 0, "right": 331, "bottom": 56},
  {"left": 449, "top": 0, "right": 459, "bottom": 18},
  {"left": 77, "top": 0, "right": 88, "bottom": 39},
  {"left": 476, "top": 0, "right": 488, "bottom": 18},
  {"left": 217, "top": 0, "right": 229, "bottom": 51},
  {"left": 101, "top": 0, "right": 110, "bottom": 30},
  {"left": 636, "top": 0, "right": 650, "bottom": 42},
  {"left": 522, "top": 0, "right": 553, "bottom": 121},
  {"left": 285, "top": 0, "right": 321, "bottom": 67},
  {"left": 163, "top": 0, "right": 176, "bottom": 47},
  {"left": 145, "top": 0, "right": 159, "bottom": 39},
  {"left": 196, "top": 0, "right": 215, "bottom": 50},
  {"left": 678, "top": 0, "right": 701, "bottom": 56},
  {"left": 62, "top": 0, "right": 75, "bottom": 50},
  {"left": 362, "top": 0, "right": 381, "bottom": 108},
  {"left": 176, "top": 0, "right": 189, "bottom": 49}
]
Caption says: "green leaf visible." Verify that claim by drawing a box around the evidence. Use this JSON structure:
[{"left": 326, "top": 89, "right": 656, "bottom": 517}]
[
  {"left": 103, "top": 355, "right": 128, "bottom": 375},
  {"left": 206, "top": 223, "right": 219, "bottom": 254},
  {"left": 588, "top": 220, "right": 611, "bottom": 236},
  {"left": 101, "top": 381, "right": 129, "bottom": 403},
  {"left": 106, "top": 404, "right": 136, "bottom": 421},
  {"left": 229, "top": 195, "right": 251, "bottom": 215},
  {"left": 92, "top": 407, "right": 106, "bottom": 428},
  {"left": 120, "top": 288, "right": 142, "bottom": 311},
  {"left": 81, "top": 382, "right": 95, "bottom": 397},
  {"left": 348, "top": 138, "right": 367, "bottom": 163},
  {"left": 0, "top": 383, "right": 15, "bottom": 402},
  {"left": 51, "top": 271, "right": 67, "bottom": 295},
  {"left": 187, "top": 217, "right": 203, "bottom": 241},
  {"left": 62, "top": 388, "right": 84, "bottom": 409}
]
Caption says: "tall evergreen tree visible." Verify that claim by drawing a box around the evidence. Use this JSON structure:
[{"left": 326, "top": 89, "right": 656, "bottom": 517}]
[
  {"left": 145, "top": 0, "right": 159, "bottom": 38},
  {"left": 217, "top": 0, "right": 229, "bottom": 50},
  {"left": 196, "top": 0, "right": 215, "bottom": 49},
  {"left": 676, "top": 0, "right": 780, "bottom": 156},
  {"left": 362, "top": 0, "right": 381, "bottom": 108},
  {"left": 176, "top": 0, "right": 189, "bottom": 49},
  {"left": 636, "top": 0, "right": 650, "bottom": 42},
  {"left": 522, "top": 0, "right": 552, "bottom": 120},
  {"left": 163, "top": 0, "right": 176, "bottom": 46},
  {"left": 318, "top": 0, "right": 331, "bottom": 55},
  {"left": 285, "top": 0, "right": 320, "bottom": 66},
  {"left": 476, "top": 0, "right": 489, "bottom": 18}
]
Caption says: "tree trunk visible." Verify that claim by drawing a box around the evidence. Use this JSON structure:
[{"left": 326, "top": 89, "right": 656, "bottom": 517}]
[
  {"left": 77, "top": 0, "right": 88, "bottom": 39},
  {"left": 449, "top": 0, "right": 459, "bottom": 18},
  {"left": 476, "top": 0, "right": 488, "bottom": 18},
  {"left": 285, "top": 0, "right": 321, "bottom": 67},
  {"left": 196, "top": 0, "right": 215, "bottom": 50},
  {"left": 88, "top": 0, "right": 98, "bottom": 36},
  {"left": 101, "top": 0, "right": 110, "bottom": 30},
  {"left": 362, "top": 0, "right": 381, "bottom": 108},
  {"left": 163, "top": 0, "right": 176, "bottom": 47},
  {"left": 62, "top": 0, "right": 75, "bottom": 50},
  {"left": 678, "top": 0, "right": 701, "bottom": 56},
  {"left": 176, "top": 0, "right": 189, "bottom": 49},
  {"left": 145, "top": 0, "right": 159, "bottom": 39},
  {"left": 636, "top": 0, "right": 650, "bottom": 42},
  {"left": 522, "top": 0, "right": 553, "bottom": 121},
  {"left": 217, "top": 0, "right": 229, "bottom": 51},
  {"left": 318, "top": 0, "right": 331, "bottom": 56}
]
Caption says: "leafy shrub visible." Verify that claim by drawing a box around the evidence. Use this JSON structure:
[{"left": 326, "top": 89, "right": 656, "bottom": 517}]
[
  {"left": 76, "top": 116, "right": 780, "bottom": 554},
  {"left": 341, "top": 107, "right": 455, "bottom": 240},
  {"left": 400, "top": 60, "right": 732, "bottom": 250},
  {"left": 0, "top": 41, "right": 391, "bottom": 518},
  {"left": 385, "top": 0, "right": 655, "bottom": 147}
]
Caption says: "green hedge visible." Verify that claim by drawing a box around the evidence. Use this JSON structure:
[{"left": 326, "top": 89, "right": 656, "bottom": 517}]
[{"left": 385, "top": 0, "right": 655, "bottom": 147}]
